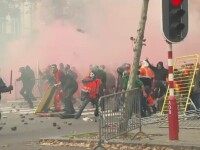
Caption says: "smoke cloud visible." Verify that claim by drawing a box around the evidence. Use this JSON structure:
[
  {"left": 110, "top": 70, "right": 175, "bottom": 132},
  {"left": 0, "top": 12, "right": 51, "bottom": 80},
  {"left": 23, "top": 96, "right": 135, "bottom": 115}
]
[{"left": 0, "top": 0, "right": 200, "bottom": 99}]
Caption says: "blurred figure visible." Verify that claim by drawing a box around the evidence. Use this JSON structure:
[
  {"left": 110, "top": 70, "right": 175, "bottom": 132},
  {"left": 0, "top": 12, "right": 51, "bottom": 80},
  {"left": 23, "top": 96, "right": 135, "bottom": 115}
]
[
  {"left": 146, "top": 59, "right": 168, "bottom": 111},
  {"left": 59, "top": 63, "right": 65, "bottom": 73},
  {"left": 25, "top": 65, "right": 36, "bottom": 101},
  {"left": 59, "top": 74, "right": 78, "bottom": 118},
  {"left": 64, "top": 64, "right": 78, "bottom": 80},
  {"left": 115, "top": 66, "right": 124, "bottom": 93},
  {"left": 16, "top": 67, "right": 34, "bottom": 108},
  {"left": 105, "top": 70, "right": 116, "bottom": 94},
  {"left": 64, "top": 64, "right": 70, "bottom": 75},
  {"left": 74, "top": 71, "right": 102, "bottom": 119},
  {"left": 121, "top": 69, "right": 147, "bottom": 118},
  {"left": 50, "top": 64, "right": 64, "bottom": 112},
  {"left": 122, "top": 63, "right": 131, "bottom": 73},
  {"left": 190, "top": 64, "right": 200, "bottom": 109},
  {"left": 113, "top": 66, "right": 125, "bottom": 112},
  {"left": 93, "top": 65, "right": 107, "bottom": 110},
  {"left": 139, "top": 60, "right": 155, "bottom": 116},
  {"left": 69, "top": 66, "right": 78, "bottom": 80},
  {"left": 0, "top": 76, "right": 13, "bottom": 119},
  {"left": 38, "top": 65, "right": 52, "bottom": 94}
]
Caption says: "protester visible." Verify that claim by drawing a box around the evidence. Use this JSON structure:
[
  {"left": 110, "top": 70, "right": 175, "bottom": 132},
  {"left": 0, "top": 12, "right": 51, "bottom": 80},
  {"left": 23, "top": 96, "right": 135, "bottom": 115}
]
[
  {"left": 59, "top": 74, "right": 78, "bottom": 118},
  {"left": 25, "top": 65, "right": 36, "bottom": 101},
  {"left": 139, "top": 60, "right": 156, "bottom": 114},
  {"left": 0, "top": 75, "right": 13, "bottom": 119},
  {"left": 74, "top": 71, "right": 102, "bottom": 119},
  {"left": 146, "top": 59, "right": 168, "bottom": 111},
  {"left": 16, "top": 67, "right": 34, "bottom": 108},
  {"left": 121, "top": 69, "right": 147, "bottom": 118},
  {"left": 50, "top": 64, "right": 64, "bottom": 112}
]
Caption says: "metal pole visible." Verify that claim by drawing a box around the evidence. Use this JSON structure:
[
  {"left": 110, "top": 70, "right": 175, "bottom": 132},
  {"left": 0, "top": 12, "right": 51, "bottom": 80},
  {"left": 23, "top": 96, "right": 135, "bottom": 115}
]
[{"left": 167, "top": 41, "right": 179, "bottom": 140}]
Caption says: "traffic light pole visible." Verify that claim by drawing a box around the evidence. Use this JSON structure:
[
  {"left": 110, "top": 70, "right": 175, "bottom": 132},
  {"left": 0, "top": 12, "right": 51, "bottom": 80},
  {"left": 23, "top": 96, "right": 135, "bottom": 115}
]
[{"left": 167, "top": 41, "right": 179, "bottom": 140}]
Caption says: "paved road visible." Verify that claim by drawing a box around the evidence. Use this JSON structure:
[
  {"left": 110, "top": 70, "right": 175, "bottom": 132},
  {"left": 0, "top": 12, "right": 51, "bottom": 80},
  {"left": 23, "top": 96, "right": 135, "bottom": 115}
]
[
  {"left": 0, "top": 100, "right": 98, "bottom": 150},
  {"left": 1, "top": 100, "right": 200, "bottom": 150}
]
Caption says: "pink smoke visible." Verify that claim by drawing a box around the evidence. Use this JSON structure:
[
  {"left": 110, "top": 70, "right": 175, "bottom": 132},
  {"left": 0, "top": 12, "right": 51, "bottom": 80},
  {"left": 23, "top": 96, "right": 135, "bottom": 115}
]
[{"left": 1, "top": 0, "right": 200, "bottom": 100}]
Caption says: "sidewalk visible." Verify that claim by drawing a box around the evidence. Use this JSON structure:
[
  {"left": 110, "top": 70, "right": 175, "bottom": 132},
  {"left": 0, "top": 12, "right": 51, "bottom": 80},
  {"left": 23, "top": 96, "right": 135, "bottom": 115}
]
[{"left": 40, "top": 122, "right": 200, "bottom": 150}]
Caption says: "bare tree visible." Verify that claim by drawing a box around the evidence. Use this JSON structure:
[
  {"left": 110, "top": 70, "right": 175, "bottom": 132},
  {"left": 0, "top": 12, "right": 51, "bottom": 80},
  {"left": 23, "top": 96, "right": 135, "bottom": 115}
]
[{"left": 120, "top": 0, "right": 149, "bottom": 133}]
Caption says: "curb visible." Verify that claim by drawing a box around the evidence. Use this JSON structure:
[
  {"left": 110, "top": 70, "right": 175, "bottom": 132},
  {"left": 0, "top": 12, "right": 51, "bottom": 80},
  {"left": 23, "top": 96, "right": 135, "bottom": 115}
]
[{"left": 40, "top": 136, "right": 200, "bottom": 150}]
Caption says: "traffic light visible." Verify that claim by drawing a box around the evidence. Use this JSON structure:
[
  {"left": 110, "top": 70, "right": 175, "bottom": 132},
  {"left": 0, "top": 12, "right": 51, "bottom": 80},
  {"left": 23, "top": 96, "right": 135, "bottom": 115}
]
[{"left": 162, "top": 0, "right": 188, "bottom": 43}]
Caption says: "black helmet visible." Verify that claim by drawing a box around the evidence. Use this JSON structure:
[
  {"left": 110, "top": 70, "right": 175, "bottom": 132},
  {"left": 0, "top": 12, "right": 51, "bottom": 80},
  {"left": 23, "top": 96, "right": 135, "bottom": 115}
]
[
  {"left": 122, "top": 70, "right": 129, "bottom": 78},
  {"left": 122, "top": 63, "right": 131, "bottom": 69},
  {"left": 117, "top": 66, "right": 124, "bottom": 75}
]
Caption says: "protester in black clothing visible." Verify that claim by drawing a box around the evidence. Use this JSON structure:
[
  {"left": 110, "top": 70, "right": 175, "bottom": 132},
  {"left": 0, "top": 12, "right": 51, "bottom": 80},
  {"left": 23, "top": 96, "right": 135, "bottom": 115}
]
[
  {"left": 93, "top": 65, "right": 107, "bottom": 95},
  {"left": 92, "top": 65, "right": 107, "bottom": 110},
  {"left": 113, "top": 66, "right": 125, "bottom": 111},
  {"left": 105, "top": 71, "right": 116, "bottom": 94},
  {"left": 0, "top": 77, "right": 13, "bottom": 119},
  {"left": 146, "top": 59, "right": 168, "bottom": 111},
  {"left": 64, "top": 64, "right": 78, "bottom": 80},
  {"left": 64, "top": 64, "right": 70, "bottom": 75},
  {"left": 190, "top": 64, "right": 200, "bottom": 109},
  {"left": 59, "top": 74, "right": 78, "bottom": 118},
  {"left": 138, "top": 73, "right": 153, "bottom": 117},
  {"left": 0, "top": 77, "right": 13, "bottom": 100},
  {"left": 115, "top": 66, "right": 124, "bottom": 93},
  {"left": 16, "top": 67, "right": 34, "bottom": 108},
  {"left": 25, "top": 65, "right": 36, "bottom": 101}
]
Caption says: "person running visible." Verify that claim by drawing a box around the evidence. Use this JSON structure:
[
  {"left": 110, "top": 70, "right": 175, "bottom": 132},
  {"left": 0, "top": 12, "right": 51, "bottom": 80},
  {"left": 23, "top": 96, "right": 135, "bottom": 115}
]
[{"left": 74, "top": 71, "right": 102, "bottom": 119}]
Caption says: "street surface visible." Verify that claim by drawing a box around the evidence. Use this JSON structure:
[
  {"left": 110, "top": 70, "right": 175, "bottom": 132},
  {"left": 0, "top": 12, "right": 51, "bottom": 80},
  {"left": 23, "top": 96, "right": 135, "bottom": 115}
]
[
  {"left": 1, "top": 100, "right": 200, "bottom": 150},
  {"left": 0, "top": 100, "right": 97, "bottom": 150}
]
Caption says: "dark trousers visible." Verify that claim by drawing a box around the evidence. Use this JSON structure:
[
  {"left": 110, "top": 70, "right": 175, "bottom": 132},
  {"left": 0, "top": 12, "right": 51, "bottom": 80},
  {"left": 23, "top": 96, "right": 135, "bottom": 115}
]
[
  {"left": 190, "top": 92, "right": 200, "bottom": 109},
  {"left": 129, "top": 90, "right": 141, "bottom": 118},
  {"left": 20, "top": 86, "right": 33, "bottom": 108},
  {"left": 74, "top": 98, "right": 98, "bottom": 119},
  {"left": 62, "top": 89, "right": 77, "bottom": 114},
  {"left": 141, "top": 94, "right": 151, "bottom": 117}
]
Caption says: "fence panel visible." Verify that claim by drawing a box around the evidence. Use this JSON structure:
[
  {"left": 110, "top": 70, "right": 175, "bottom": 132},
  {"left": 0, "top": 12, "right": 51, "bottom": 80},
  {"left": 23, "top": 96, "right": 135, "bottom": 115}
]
[{"left": 97, "top": 89, "right": 142, "bottom": 147}]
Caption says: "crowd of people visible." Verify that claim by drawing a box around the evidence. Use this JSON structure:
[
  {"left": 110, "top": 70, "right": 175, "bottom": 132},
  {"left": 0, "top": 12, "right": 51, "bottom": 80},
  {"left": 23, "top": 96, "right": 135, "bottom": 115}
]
[
  {"left": 33, "top": 60, "right": 170, "bottom": 118},
  {"left": 1, "top": 58, "right": 200, "bottom": 119}
]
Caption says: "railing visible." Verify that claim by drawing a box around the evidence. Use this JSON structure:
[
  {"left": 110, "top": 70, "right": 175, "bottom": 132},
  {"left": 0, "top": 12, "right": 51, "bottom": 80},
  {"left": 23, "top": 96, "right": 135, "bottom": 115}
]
[{"left": 94, "top": 89, "right": 150, "bottom": 149}]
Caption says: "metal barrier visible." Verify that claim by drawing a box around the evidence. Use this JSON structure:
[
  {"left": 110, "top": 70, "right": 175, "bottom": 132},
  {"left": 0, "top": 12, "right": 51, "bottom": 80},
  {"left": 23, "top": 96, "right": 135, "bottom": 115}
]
[
  {"left": 159, "top": 109, "right": 200, "bottom": 129},
  {"left": 161, "top": 54, "right": 200, "bottom": 114},
  {"left": 94, "top": 89, "right": 151, "bottom": 149}
]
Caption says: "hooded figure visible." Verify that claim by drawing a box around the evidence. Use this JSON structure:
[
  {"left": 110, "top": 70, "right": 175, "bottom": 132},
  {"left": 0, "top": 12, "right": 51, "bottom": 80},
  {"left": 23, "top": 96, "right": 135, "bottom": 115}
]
[
  {"left": 146, "top": 59, "right": 168, "bottom": 111},
  {"left": 157, "top": 61, "right": 164, "bottom": 70},
  {"left": 145, "top": 60, "right": 168, "bottom": 82}
]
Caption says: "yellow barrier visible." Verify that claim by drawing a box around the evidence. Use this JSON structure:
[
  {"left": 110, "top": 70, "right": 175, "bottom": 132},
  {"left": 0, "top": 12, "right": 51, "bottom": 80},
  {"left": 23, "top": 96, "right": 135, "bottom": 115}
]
[
  {"left": 161, "top": 54, "right": 200, "bottom": 114},
  {"left": 35, "top": 86, "right": 56, "bottom": 113}
]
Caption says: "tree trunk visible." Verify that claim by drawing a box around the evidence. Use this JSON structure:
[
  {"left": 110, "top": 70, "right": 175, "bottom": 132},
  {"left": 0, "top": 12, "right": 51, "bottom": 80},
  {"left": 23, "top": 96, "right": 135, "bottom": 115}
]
[{"left": 119, "top": 0, "right": 149, "bottom": 133}]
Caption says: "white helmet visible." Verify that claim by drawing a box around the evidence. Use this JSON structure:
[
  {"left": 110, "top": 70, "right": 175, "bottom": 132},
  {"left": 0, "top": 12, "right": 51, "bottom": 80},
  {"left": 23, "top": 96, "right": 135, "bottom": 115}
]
[
  {"left": 141, "top": 60, "right": 149, "bottom": 67},
  {"left": 89, "top": 71, "right": 95, "bottom": 79}
]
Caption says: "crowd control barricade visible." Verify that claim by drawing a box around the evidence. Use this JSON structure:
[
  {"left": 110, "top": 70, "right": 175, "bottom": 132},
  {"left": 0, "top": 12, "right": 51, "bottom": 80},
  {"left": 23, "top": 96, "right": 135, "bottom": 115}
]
[
  {"left": 94, "top": 89, "right": 151, "bottom": 149},
  {"left": 161, "top": 54, "right": 200, "bottom": 114}
]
